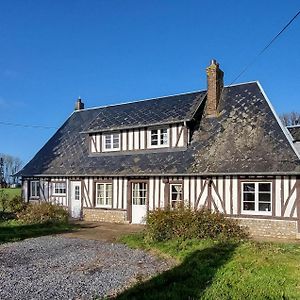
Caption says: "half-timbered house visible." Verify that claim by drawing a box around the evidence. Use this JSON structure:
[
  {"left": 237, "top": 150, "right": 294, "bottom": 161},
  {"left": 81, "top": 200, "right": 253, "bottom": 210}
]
[{"left": 18, "top": 60, "right": 300, "bottom": 238}]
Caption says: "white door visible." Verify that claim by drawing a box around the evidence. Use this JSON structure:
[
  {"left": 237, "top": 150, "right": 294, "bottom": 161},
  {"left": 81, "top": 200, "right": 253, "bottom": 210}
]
[
  {"left": 70, "top": 181, "right": 82, "bottom": 218},
  {"left": 131, "top": 182, "right": 147, "bottom": 224}
]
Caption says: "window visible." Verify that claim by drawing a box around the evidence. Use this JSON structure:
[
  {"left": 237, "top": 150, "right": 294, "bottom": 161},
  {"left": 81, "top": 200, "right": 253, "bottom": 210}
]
[
  {"left": 242, "top": 182, "right": 272, "bottom": 214},
  {"left": 170, "top": 184, "right": 183, "bottom": 209},
  {"left": 132, "top": 182, "right": 147, "bottom": 205},
  {"left": 103, "top": 133, "right": 120, "bottom": 151},
  {"left": 150, "top": 128, "right": 168, "bottom": 147},
  {"left": 74, "top": 186, "right": 80, "bottom": 201},
  {"left": 30, "top": 181, "right": 40, "bottom": 198},
  {"left": 96, "top": 183, "right": 112, "bottom": 207},
  {"left": 53, "top": 182, "right": 66, "bottom": 194}
]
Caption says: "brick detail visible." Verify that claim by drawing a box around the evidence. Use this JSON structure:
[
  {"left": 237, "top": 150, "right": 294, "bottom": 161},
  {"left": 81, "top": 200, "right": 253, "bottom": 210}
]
[
  {"left": 83, "top": 208, "right": 128, "bottom": 223},
  {"left": 235, "top": 218, "right": 298, "bottom": 239},
  {"left": 205, "top": 60, "right": 224, "bottom": 116}
]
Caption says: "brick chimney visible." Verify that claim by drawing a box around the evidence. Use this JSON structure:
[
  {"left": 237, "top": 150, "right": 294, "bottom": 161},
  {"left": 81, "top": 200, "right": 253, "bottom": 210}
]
[
  {"left": 75, "top": 97, "right": 84, "bottom": 111},
  {"left": 205, "top": 59, "right": 224, "bottom": 116}
]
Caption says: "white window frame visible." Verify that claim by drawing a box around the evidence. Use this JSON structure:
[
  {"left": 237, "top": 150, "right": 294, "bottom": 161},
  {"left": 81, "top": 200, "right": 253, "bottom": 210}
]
[
  {"left": 102, "top": 132, "right": 121, "bottom": 152},
  {"left": 170, "top": 183, "right": 183, "bottom": 209},
  {"left": 241, "top": 182, "right": 272, "bottom": 216},
  {"left": 95, "top": 183, "right": 112, "bottom": 208},
  {"left": 30, "top": 180, "right": 40, "bottom": 199},
  {"left": 148, "top": 127, "right": 169, "bottom": 148},
  {"left": 132, "top": 182, "right": 147, "bottom": 205},
  {"left": 53, "top": 182, "right": 66, "bottom": 195}
]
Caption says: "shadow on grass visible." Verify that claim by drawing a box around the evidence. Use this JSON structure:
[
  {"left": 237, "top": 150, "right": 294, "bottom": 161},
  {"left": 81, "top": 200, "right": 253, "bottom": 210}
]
[
  {"left": 0, "top": 222, "right": 79, "bottom": 244},
  {"left": 116, "top": 242, "right": 238, "bottom": 300}
]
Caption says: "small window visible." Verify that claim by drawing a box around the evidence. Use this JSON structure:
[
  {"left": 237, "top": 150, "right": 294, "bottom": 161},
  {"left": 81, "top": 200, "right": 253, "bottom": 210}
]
[
  {"left": 242, "top": 182, "right": 271, "bottom": 214},
  {"left": 170, "top": 183, "right": 183, "bottom": 209},
  {"left": 96, "top": 183, "right": 112, "bottom": 207},
  {"left": 103, "top": 133, "right": 120, "bottom": 151},
  {"left": 150, "top": 128, "right": 168, "bottom": 147},
  {"left": 74, "top": 186, "right": 80, "bottom": 201},
  {"left": 53, "top": 182, "right": 66, "bottom": 194},
  {"left": 30, "top": 181, "right": 40, "bottom": 198},
  {"left": 132, "top": 182, "right": 147, "bottom": 205}
]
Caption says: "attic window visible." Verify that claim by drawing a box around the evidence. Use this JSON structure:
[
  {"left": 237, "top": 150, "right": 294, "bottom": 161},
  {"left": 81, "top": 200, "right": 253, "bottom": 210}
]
[
  {"left": 150, "top": 128, "right": 168, "bottom": 147},
  {"left": 103, "top": 133, "right": 120, "bottom": 151}
]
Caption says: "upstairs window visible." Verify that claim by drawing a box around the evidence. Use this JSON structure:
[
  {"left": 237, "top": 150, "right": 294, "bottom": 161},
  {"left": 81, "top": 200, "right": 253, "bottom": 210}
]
[
  {"left": 30, "top": 180, "right": 40, "bottom": 198},
  {"left": 242, "top": 182, "right": 272, "bottom": 215},
  {"left": 103, "top": 133, "right": 120, "bottom": 151},
  {"left": 150, "top": 128, "right": 168, "bottom": 147},
  {"left": 53, "top": 182, "right": 66, "bottom": 194}
]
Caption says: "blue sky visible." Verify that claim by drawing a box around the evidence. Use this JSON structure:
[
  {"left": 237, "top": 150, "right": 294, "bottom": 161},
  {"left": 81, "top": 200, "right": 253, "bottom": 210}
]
[{"left": 0, "top": 1, "right": 300, "bottom": 165}]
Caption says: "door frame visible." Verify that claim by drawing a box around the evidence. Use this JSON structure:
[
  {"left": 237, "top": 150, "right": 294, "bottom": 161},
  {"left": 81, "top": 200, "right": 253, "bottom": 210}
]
[
  {"left": 127, "top": 179, "right": 149, "bottom": 223},
  {"left": 69, "top": 180, "right": 83, "bottom": 218}
]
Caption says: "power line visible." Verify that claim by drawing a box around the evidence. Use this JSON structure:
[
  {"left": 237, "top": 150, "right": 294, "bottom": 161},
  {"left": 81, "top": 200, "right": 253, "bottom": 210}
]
[
  {"left": 0, "top": 121, "right": 57, "bottom": 129},
  {"left": 229, "top": 9, "right": 300, "bottom": 86}
]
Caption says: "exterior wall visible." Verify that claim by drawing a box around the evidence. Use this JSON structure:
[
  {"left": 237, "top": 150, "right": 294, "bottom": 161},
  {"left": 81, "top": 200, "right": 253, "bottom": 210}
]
[
  {"left": 89, "top": 123, "right": 186, "bottom": 153},
  {"left": 294, "top": 142, "right": 300, "bottom": 154},
  {"left": 22, "top": 175, "right": 300, "bottom": 238}
]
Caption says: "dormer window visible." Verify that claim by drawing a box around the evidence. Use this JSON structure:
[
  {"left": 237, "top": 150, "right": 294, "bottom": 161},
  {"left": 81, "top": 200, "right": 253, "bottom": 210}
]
[
  {"left": 150, "top": 128, "right": 169, "bottom": 147},
  {"left": 103, "top": 132, "right": 120, "bottom": 151}
]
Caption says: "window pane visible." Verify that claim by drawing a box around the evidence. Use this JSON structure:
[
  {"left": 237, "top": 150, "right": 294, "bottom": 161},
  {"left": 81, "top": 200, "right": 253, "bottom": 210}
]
[
  {"left": 160, "top": 129, "right": 168, "bottom": 145},
  {"left": 105, "top": 135, "right": 111, "bottom": 148},
  {"left": 259, "top": 193, "right": 271, "bottom": 202},
  {"left": 243, "top": 202, "right": 255, "bottom": 211},
  {"left": 243, "top": 183, "right": 255, "bottom": 192},
  {"left": 243, "top": 193, "right": 255, "bottom": 202},
  {"left": 259, "top": 183, "right": 271, "bottom": 192},
  {"left": 259, "top": 203, "right": 271, "bottom": 212},
  {"left": 112, "top": 134, "right": 119, "bottom": 148}
]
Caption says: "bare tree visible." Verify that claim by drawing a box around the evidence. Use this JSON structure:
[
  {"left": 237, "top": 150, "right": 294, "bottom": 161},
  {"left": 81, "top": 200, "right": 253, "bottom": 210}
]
[
  {"left": 0, "top": 153, "right": 23, "bottom": 185},
  {"left": 279, "top": 112, "right": 300, "bottom": 126}
]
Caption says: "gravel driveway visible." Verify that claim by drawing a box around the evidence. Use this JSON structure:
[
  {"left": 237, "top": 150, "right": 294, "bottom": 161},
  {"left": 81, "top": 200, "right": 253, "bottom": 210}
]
[{"left": 0, "top": 236, "right": 171, "bottom": 299}]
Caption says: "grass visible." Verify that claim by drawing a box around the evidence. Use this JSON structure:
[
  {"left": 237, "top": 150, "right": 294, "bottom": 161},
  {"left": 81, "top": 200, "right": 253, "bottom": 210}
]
[
  {"left": 117, "top": 233, "right": 300, "bottom": 299},
  {"left": 0, "top": 219, "right": 76, "bottom": 244},
  {"left": 0, "top": 188, "right": 21, "bottom": 199}
]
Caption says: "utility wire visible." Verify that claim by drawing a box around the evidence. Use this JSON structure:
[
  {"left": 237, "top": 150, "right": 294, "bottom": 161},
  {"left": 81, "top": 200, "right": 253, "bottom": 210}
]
[
  {"left": 228, "top": 9, "right": 300, "bottom": 86},
  {"left": 0, "top": 121, "right": 57, "bottom": 129}
]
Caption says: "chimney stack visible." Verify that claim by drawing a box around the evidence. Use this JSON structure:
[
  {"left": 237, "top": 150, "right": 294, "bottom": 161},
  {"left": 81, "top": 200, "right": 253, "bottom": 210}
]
[
  {"left": 205, "top": 59, "right": 224, "bottom": 116},
  {"left": 75, "top": 97, "right": 84, "bottom": 111}
]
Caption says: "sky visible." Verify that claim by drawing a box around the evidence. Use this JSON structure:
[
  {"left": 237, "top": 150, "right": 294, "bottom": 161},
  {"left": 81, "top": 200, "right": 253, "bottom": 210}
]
[{"left": 0, "top": 1, "right": 300, "bottom": 166}]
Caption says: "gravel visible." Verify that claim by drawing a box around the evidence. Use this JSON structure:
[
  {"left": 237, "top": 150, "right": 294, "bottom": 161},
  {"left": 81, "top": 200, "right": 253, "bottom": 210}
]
[{"left": 0, "top": 236, "right": 171, "bottom": 299}]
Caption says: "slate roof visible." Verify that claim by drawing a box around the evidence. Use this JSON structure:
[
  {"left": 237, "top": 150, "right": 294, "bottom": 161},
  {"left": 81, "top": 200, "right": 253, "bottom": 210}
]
[
  {"left": 18, "top": 82, "right": 300, "bottom": 177},
  {"left": 84, "top": 91, "right": 206, "bottom": 132},
  {"left": 287, "top": 126, "right": 300, "bottom": 141}
]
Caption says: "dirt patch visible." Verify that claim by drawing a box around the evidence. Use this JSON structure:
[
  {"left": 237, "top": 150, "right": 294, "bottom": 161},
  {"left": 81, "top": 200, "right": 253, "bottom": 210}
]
[{"left": 63, "top": 221, "right": 144, "bottom": 242}]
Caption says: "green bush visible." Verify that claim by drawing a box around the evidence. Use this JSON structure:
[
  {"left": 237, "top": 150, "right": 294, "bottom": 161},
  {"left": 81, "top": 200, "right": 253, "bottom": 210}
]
[
  {"left": 17, "top": 202, "right": 69, "bottom": 225},
  {"left": 145, "top": 207, "right": 248, "bottom": 242},
  {"left": 8, "top": 195, "right": 26, "bottom": 212}
]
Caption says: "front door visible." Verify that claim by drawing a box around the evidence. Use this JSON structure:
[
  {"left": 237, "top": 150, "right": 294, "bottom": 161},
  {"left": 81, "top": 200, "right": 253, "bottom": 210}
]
[
  {"left": 131, "top": 182, "right": 147, "bottom": 224},
  {"left": 70, "top": 181, "right": 82, "bottom": 218}
]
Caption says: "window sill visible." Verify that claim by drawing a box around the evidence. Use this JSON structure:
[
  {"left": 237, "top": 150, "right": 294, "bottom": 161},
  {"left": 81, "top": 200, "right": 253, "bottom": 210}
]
[{"left": 241, "top": 210, "right": 272, "bottom": 216}]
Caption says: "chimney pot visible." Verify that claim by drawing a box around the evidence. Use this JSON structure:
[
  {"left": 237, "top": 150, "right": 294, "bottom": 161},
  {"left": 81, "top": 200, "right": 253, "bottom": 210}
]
[
  {"left": 75, "top": 97, "right": 84, "bottom": 111},
  {"left": 205, "top": 59, "right": 224, "bottom": 116}
]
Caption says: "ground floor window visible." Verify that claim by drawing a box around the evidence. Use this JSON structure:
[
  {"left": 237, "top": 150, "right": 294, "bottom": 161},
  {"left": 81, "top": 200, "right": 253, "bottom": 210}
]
[
  {"left": 170, "top": 183, "right": 183, "bottom": 209},
  {"left": 132, "top": 182, "right": 147, "bottom": 205},
  {"left": 53, "top": 182, "right": 66, "bottom": 194},
  {"left": 242, "top": 182, "right": 271, "bottom": 214},
  {"left": 96, "top": 183, "right": 112, "bottom": 207},
  {"left": 30, "top": 180, "right": 40, "bottom": 198}
]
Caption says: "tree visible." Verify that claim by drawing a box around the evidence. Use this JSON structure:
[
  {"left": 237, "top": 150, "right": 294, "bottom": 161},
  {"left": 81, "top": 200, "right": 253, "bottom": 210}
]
[
  {"left": 279, "top": 112, "right": 300, "bottom": 126},
  {"left": 0, "top": 153, "right": 23, "bottom": 185}
]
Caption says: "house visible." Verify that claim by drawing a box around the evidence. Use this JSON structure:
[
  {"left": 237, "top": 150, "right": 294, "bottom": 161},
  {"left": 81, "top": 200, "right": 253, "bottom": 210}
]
[
  {"left": 287, "top": 125, "right": 300, "bottom": 155},
  {"left": 18, "top": 60, "right": 300, "bottom": 239}
]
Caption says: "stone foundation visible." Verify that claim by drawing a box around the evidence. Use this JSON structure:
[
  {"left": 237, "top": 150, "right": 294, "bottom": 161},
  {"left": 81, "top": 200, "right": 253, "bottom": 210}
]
[
  {"left": 236, "top": 218, "right": 298, "bottom": 239},
  {"left": 83, "top": 208, "right": 127, "bottom": 223}
]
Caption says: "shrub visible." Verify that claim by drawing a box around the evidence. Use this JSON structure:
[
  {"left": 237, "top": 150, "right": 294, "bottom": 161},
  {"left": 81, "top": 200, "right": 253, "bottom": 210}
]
[
  {"left": 8, "top": 195, "right": 26, "bottom": 212},
  {"left": 145, "top": 207, "right": 248, "bottom": 242},
  {"left": 17, "top": 202, "right": 69, "bottom": 225},
  {"left": 0, "top": 191, "right": 9, "bottom": 212}
]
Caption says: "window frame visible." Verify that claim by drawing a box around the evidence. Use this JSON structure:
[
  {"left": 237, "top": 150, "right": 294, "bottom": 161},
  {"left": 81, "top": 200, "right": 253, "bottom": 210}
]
[
  {"left": 53, "top": 182, "right": 67, "bottom": 195},
  {"left": 102, "top": 132, "right": 121, "bottom": 152},
  {"left": 148, "top": 127, "right": 169, "bottom": 148},
  {"left": 95, "top": 182, "right": 113, "bottom": 208},
  {"left": 241, "top": 181, "right": 272, "bottom": 215},
  {"left": 30, "top": 180, "right": 40, "bottom": 199},
  {"left": 170, "top": 183, "right": 183, "bottom": 209},
  {"left": 132, "top": 182, "right": 147, "bottom": 206}
]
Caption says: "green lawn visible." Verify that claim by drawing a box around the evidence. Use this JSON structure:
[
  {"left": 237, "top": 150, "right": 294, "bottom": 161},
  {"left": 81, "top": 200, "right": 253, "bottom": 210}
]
[
  {"left": 0, "top": 220, "right": 76, "bottom": 244},
  {"left": 0, "top": 188, "right": 21, "bottom": 199},
  {"left": 118, "top": 234, "right": 300, "bottom": 299}
]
